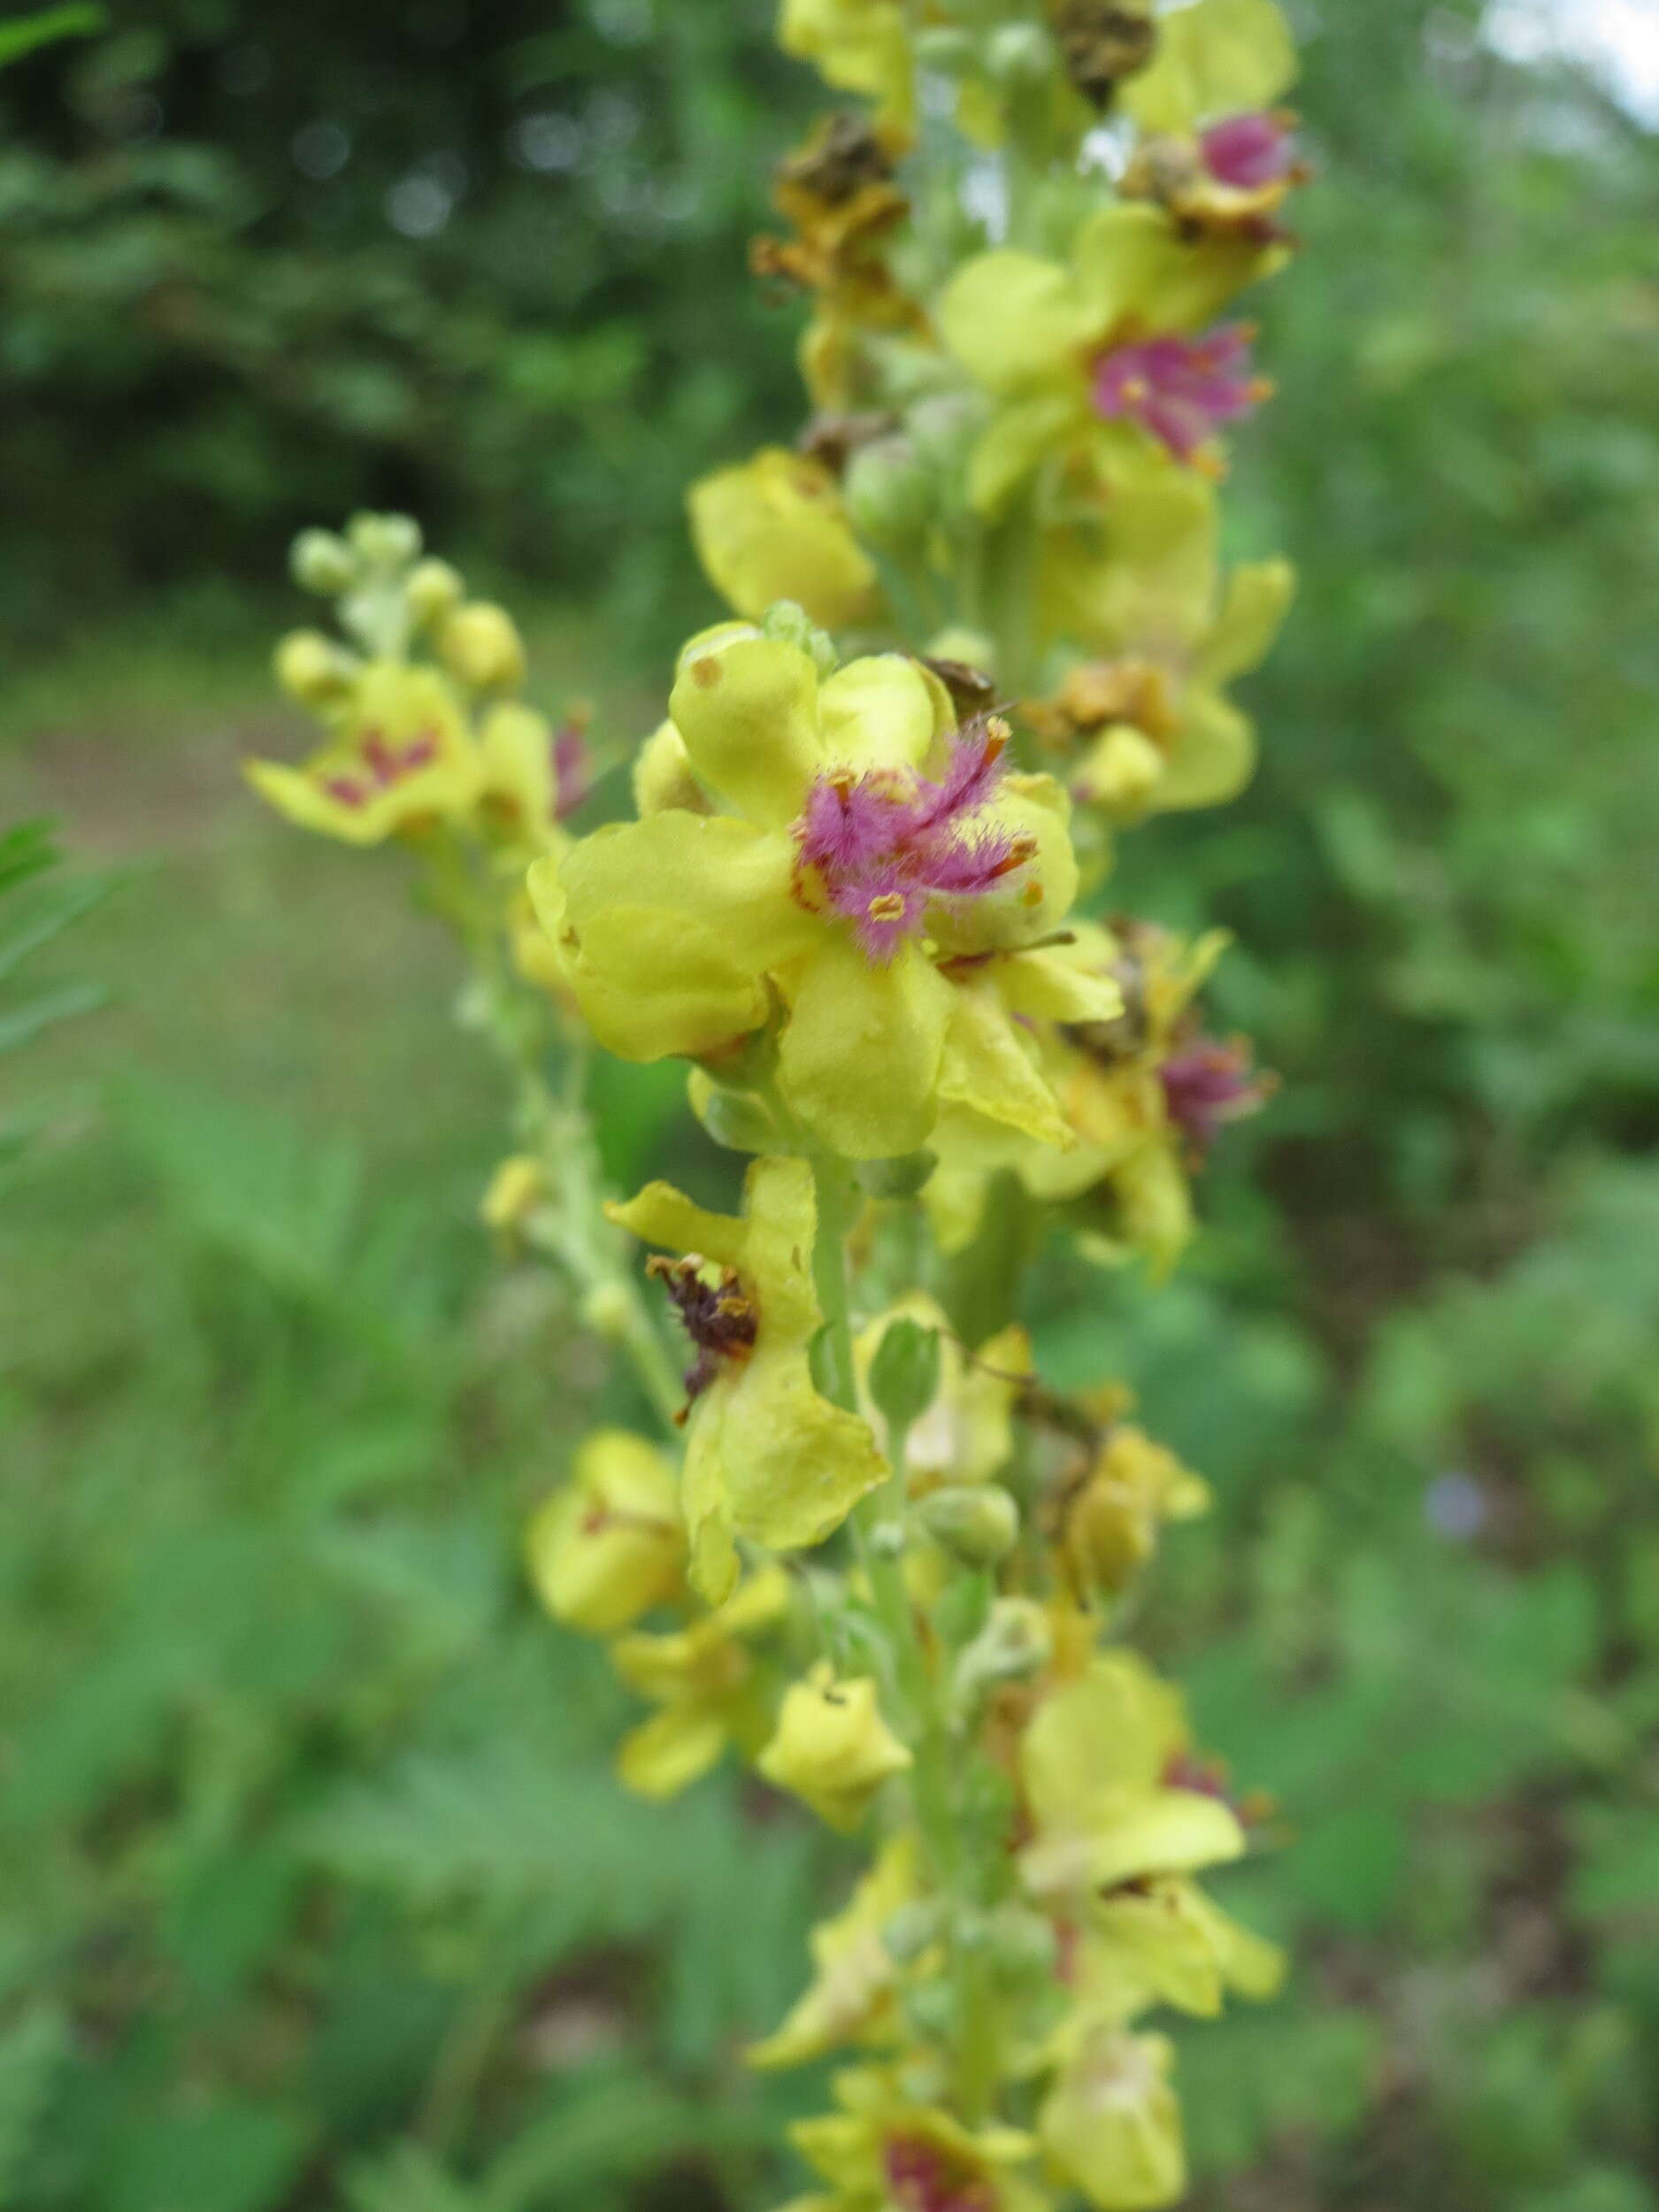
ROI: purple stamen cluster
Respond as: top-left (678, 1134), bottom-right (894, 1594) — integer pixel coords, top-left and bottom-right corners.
top-left (1091, 325), bottom-right (1266, 464)
top-left (647, 1255), bottom-right (759, 1409)
top-left (883, 2139), bottom-right (996, 2212)
top-left (1200, 111), bottom-right (1297, 191)
top-left (794, 716), bottom-right (1032, 964)
top-left (323, 726), bottom-right (439, 809)
top-left (1158, 1036), bottom-right (1266, 1153)
top-left (551, 718), bottom-right (592, 822)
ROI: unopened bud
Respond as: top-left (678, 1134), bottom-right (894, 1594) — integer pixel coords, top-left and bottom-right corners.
top-left (633, 719), bottom-right (709, 817)
top-left (1074, 724), bottom-right (1166, 819)
top-left (580, 1281), bottom-right (635, 1341)
top-left (902, 1978), bottom-right (958, 2041)
top-left (982, 1904), bottom-right (1058, 1985)
top-left (856, 1149), bottom-right (937, 1201)
top-left (289, 528), bottom-right (356, 597)
top-left (868, 1317), bottom-right (942, 1440)
top-left (882, 1901), bottom-right (944, 1963)
top-left (273, 628), bottom-right (356, 707)
top-left (919, 1484), bottom-right (1020, 1569)
top-left (761, 599), bottom-right (837, 677)
top-left (690, 1071), bottom-right (779, 1154)
top-left (405, 557), bottom-right (465, 626)
top-left (347, 511), bottom-right (422, 567)
top-left (480, 1153), bottom-right (549, 1237)
top-left (913, 25), bottom-right (975, 73)
top-left (844, 436), bottom-right (935, 550)
top-left (441, 602), bottom-right (526, 692)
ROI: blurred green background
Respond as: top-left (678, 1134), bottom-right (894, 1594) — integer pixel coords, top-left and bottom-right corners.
top-left (4, 2), bottom-right (1659, 2208)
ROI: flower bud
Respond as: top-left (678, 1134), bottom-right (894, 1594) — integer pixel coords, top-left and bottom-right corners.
top-left (405, 557), bottom-right (465, 627)
top-left (480, 1153), bottom-right (548, 1238)
top-left (347, 511), bottom-right (422, 567)
top-left (843, 435), bottom-right (936, 550)
top-left (761, 598), bottom-right (838, 678)
top-left (982, 1903), bottom-right (1059, 1985)
top-left (918, 1484), bottom-right (1020, 1569)
top-left (1073, 724), bottom-right (1166, 818)
top-left (580, 1281), bottom-right (636, 1342)
top-left (856, 1150), bottom-right (938, 1201)
top-left (757, 1665), bottom-right (913, 1831)
top-left (441, 603), bottom-right (527, 693)
top-left (912, 25), bottom-right (975, 73)
top-left (689, 1070), bottom-right (780, 1154)
top-left (868, 1316), bottom-right (942, 1440)
top-left (289, 528), bottom-right (356, 597)
top-left (882, 1901), bottom-right (945, 1963)
top-left (525, 1428), bottom-right (684, 1634)
top-left (273, 628), bottom-right (357, 708)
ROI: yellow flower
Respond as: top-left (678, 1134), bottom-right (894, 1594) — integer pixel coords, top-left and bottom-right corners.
top-left (1038, 2024), bottom-right (1185, 2210)
top-left (1073, 1874), bottom-right (1284, 2022)
top-left (610, 1564), bottom-right (792, 1799)
top-left (936, 204), bottom-right (1286, 511)
top-left (1122, 0), bottom-right (1297, 140)
top-left (777, 0), bottom-right (915, 141)
top-left (472, 701), bottom-right (582, 856)
top-left (1018, 1651), bottom-right (1245, 1902)
top-left (787, 2066), bottom-right (1042, 2212)
top-left (688, 449), bottom-right (880, 631)
top-left (1032, 467), bottom-right (1295, 819)
top-left (758, 1665), bottom-right (913, 1831)
top-left (749, 1832), bottom-right (918, 2070)
top-left (608, 1157), bottom-right (887, 1601)
top-left (524, 1428), bottom-right (684, 1635)
top-left (246, 661), bottom-right (480, 846)
top-left (1058, 1422), bottom-right (1211, 1599)
top-left (438, 601), bottom-right (526, 692)
top-left (530, 627), bottom-right (1112, 1159)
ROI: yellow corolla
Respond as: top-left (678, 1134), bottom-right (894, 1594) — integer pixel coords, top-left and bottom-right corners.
top-left (757, 1664), bottom-right (913, 1831)
top-left (787, 2066), bottom-right (1043, 2212)
top-left (609, 1563), bottom-right (792, 1799)
top-left (748, 1832), bottom-right (918, 2070)
top-left (246, 660), bottom-right (480, 846)
top-left (924, 919), bottom-right (1255, 1279)
top-left (524, 1427), bottom-right (684, 1635)
top-left (688, 449), bottom-right (880, 632)
top-left (1072, 1873), bottom-right (1284, 2023)
top-left (777, 0), bottom-right (914, 142)
top-left (1058, 1419), bottom-right (1211, 1599)
top-left (1032, 466), bottom-right (1294, 820)
top-left (608, 1157), bottom-right (887, 1601)
top-left (1018, 1650), bottom-right (1245, 1903)
top-left (530, 626), bottom-right (1118, 1161)
top-left (1038, 2023), bottom-right (1186, 2211)
top-left (935, 201), bottom-right (1286, 511)
top-left (475, 699), bottom-right (588, 857)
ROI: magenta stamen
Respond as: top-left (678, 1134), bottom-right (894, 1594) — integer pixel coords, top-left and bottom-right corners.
top-left (323, 775), bottom-right (366, 807)
top-left (1201, 111), bottom-right (1295, 191)
top-left (552, 718), bottom-right (593, 820)
top-left (328, 724), bottom-right (442, 808)
top-left (1158, 1037), bottom-right (1266, 1151)
top-left (794, 719), bottom-right (1027, 963)
top-left (1091, 324), bottom-right (1263, 463)
top-left (882, 2139), bottom-right (996, 2212)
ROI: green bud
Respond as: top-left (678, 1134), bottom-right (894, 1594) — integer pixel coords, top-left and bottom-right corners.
top-left (987, 22), bottom-right (1056, 85)
top-left (902, 1977), bottom-right (958, 2043)
top-left (405, 557), bottom-right (465, 626)
top-left (690, 1074), bottom-right (780, 1155)
top-left (289, 528), bottom-right (357, 597)
top-left (347, 511), bottom-right (422, 568)
top-left (982, 1904), bottom-right (1059, 1985)
top-left (882, 1901), bottom-right (944, 1963)
top-left (908, 396), bottom-right (981, 475)
top-left (761, 599), bottom-right (837, 677)
top-left (919, 1484), bottom-right (1020, 1568)
top-left (868, 1317), bottom-right (942, 1439)
top-left (856, 1149), bottom-right (937, 1200)
top-left (844, 436), bottom-right (936, 550)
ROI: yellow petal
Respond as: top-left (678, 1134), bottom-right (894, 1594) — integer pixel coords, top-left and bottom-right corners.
top-left (1152, 687), bottom-right (1255, 811)
top-left (936, 250), bottom-right (1094, 397)
top-left (818, 655), bottom-right (946, 773)
top-left (616, 1703), bottom-right (730, 1800)
top-left (757, 1666), bottom-right (912, 1831)
top-left (524, 1428), bottom-right (683, 1634)
top-left (778, 939), bottom-right (953, 1159)
top-left (688, 447), bottom-right (880, 632)
top-left (1120, 0), bottom-right (1298, 136)
top-left (1074, 201), bottom-right (1282, 338)
top-left (938, 985), bottom-right (1071, 1148)
top-left (1196, 557), bottom-right (1295, 685)
top-left (995, 948), bottom-right (1125, 1025)
top-left (539, 814), bottom-right (811, 1062)
top-left (1040, 2026), bottom-right (1186, 2210)
top-left (605, 1177), bottom-right (749, 1274)
top-left (967, 392), bottom-right (1086, 516)
top-left (670, 627), bottom-right (825, 829)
